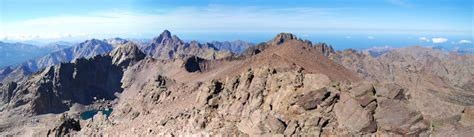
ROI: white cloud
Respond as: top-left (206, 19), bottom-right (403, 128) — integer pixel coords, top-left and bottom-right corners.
top-left (459, 40), bottom-right (472, 44)
top-left (345, 36), bottom-right (351, 39)
top-left (0, 5), bottom-right (469, 41)
top-left (2, 7), bottom-right (354, 41)
top-left (418, 37), bottom-right (430, 42)
top-left (368, 36), bottom-right (375, 39)
top-left (432, 37), bottom-right (448, 44)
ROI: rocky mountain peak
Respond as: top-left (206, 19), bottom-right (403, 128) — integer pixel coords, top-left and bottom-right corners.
top-left (152, 30), bottom-right (173, 44)
top-left (271, 32), bottom-right (299, 45)
top-left (161, 30), bottom-right (172, 38)
top-left (109, 42), bottom-right (146, 67)
top-left (171, 35), bottom-right (181, 41)
top-left (142, 30), bottom-right (231, 60)
top-left (314, 43), bottom-right (335, 57)
top-left (83, 39), bottom-right (105, 45)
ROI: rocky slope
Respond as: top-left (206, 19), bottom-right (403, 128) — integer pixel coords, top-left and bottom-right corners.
top-left (325, 46), bottom-right (474, 136)
top-left (0, 32), bottom-right (472, 136)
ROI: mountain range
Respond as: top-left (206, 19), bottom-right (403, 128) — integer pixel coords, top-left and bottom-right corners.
top-left (0, 42), bottom-right (72, 67)
top-left (0, 30), bottom-right (472, 136)
top-left (0, 30), bottom-right (253, 83)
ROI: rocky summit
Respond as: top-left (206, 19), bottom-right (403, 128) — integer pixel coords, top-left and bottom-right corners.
top-left (0, 31), bottom-right (472, 136)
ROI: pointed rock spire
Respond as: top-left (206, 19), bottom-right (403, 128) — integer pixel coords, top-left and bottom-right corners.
top-left (161, 30), bottom-right (172, 39)
top-left (152, 30), bottom-right (173, 44)
top-left (271, 32), bottom-right (298, 45)
top-left (315, 43), bottom-right (335, 57)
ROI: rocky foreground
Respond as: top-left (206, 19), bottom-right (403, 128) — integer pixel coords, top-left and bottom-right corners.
top-left (0, 31), bottom-right (473, 136)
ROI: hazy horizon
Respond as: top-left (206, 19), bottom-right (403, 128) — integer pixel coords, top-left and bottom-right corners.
top-left (1, 0), bottom-right (472, 49)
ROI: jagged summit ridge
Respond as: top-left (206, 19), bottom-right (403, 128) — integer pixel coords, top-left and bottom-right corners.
top-left (151, 30), bottom-right (175, 44)
top-left (142, 30), bottom-right (231, 60)
top-left (271, 32), bottom-right (299, 45)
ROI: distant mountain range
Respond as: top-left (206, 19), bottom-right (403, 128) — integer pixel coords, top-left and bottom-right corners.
top-left (141, 30), bottom-right (254, 60)
top-left (0, 30), bottom-right (255, 83)
top-left (362, 45), bottom-right (474, 58)
top-left (0, 41), bottom-right (72, 67)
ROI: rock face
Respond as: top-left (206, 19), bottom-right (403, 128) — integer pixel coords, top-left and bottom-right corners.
top-left (47, 113), bottom-right (81, 137)
top-left (314, 43), bottom-right (335, 57)
top-left (109, 67), bottom-right (344, 136)
top-left (208, 40), bottom-right (254, 54)
top-left (109, 42), bottom-right (146, 68)
top-left (0, 43), bottom-right (145, 115)
top-left (334, 92), bottom-right (377, 134)
top-left (271, 32), bottom-right (299, 45)
top-left (0, 81), bottom-right (16, 110)
top-left (328, 47), bottom-right (474, 136)
top-left (374, 98), bottom-right (427, 135)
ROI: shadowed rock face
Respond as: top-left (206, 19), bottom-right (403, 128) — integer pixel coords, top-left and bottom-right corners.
top-left (208, 40), bottom-right (254, 54)
top-left (242, 42), bottom-right (271, 57)
top-left (0, 43), bottom-right (146, 115)
top-left (47, 113), bottom-right (81, 136)
top-left (10, 55), bottom-right (124, 114)
top-left (184, 56), bottom-right (205, 73)
top-left (0, 82), bottom-right (16, 110)
top-left (271, 33), bottom-right (299, 45)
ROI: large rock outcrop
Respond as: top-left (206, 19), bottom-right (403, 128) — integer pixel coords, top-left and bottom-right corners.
top-left (0, 42), bottom-right (146, 115)
top-left (47, 113), bottom-right (81, 137)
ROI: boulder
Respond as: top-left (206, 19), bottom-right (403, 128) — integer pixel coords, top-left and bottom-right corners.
top-left (47, 113), bottom-right (81, 136)
top-left (334, 92), bottom-right (377, 133)
top-left (302, 74), bottom-right (331, 91)
top-left (374, 83), bottom-right (404, 99)
top-left (459, 107), bottom-right (474, 126)
top-left (374, 98), bottom-right (428, 135)
top-left (264, 116), bottom-right (286, 134)
top-left (350, 82), bottom-right (375, 97)
top-left (296, 88), bottom-right (331, 110)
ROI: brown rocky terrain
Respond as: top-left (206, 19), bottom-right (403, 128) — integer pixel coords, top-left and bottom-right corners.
top-left (325, 45), bottom-right (474, 136)
top-left (0, 31), bottom-right (472, 136)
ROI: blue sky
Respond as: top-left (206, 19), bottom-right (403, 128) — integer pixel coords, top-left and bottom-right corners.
top-left (0, 0), bottom-right (472, 49)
